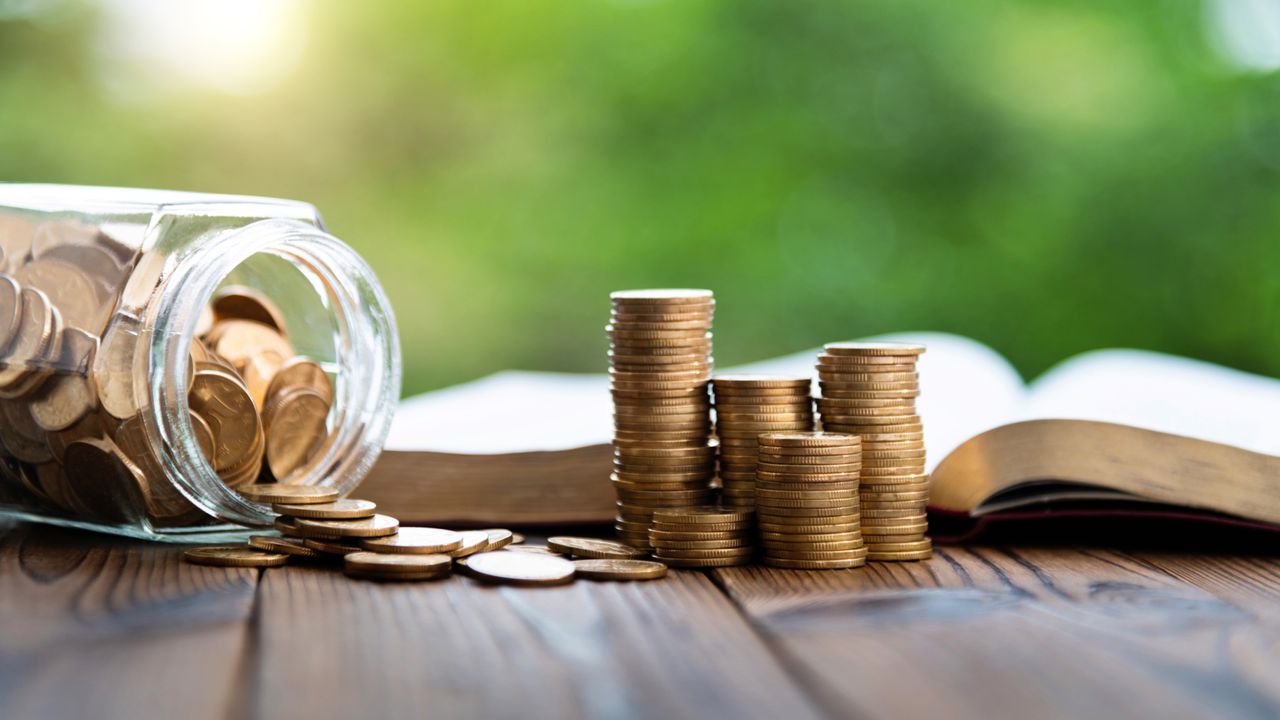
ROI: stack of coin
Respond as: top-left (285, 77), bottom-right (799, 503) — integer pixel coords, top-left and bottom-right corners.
top-left (0, 213), bottom-right (341, 528)
top-left (711, 375), bottom-right (813, 507)
top-left (755, 432), bottom-right (866, 569)
top-left (608, 289), bottom-right (716, 548)
top-left (648, 506), bottom-right (755, 567)
top-left (815, 342), bottom-right (930, 561)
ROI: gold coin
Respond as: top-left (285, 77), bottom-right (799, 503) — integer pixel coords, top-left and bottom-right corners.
top-left (248, 536), bottom-right (322, 559)
top-left (362, 527), bottom-right (464, 554)
top-left (273, 498), bottom-right (376, 520)
top-left (763, 556), bottom-right (865, 570)
top-left (614, 445), bottom-right (715, 459)
top-left (656, 555), bottom-right (752, 568)
top-left (761, 539), bottom-right (864, 552)
top-left (190, 367), bottom-right (262, 472)
top-left (344, 550), bottom-right (452, 575)
top-left (480, 528), bottom-right (515, 550)
top-left (610, 288), bottom-right (714, 304)
top-left (863, 491), bottom-right (929, 503)
top-left (650, 520), bottom-right (753, 533)
top-left (0, 287), bottom-right (56, 396)
top-left (572, 558), bottom-right (667, 581)
top-left (757, 432), bottom-right (858, 448)
top-left (648, 529), bottom-right (753, 541)
top-left (303, 536), bottom-right (365, 555)
top-left (821, 388), bottom-right (918, 399)
top-left (815, 367), bottom-right (918, 381)
top-left (755, 471), bottom-right (859, 484)
top-left (651, 547), bottom-right (755, 560)
top-left (212, 285), bottom-right (288, 333)
top-left (650, 537), bottom-right (753, 550)
top-left (712, 374), bottom-right (810, 388)
top-left (867, 538), bottom-right (933, 552)
top-left (29, 329), bottom-right (96, 432)
top-left (758, 525), bottom-right (860, 537)
top-left (756, 462), bottom-right (862, 475)
top-left (451, 530), bottom-right (491, 557)
top-left (207, 318), bottom-right (294, 371)
top-left (652, 506), bottom-right (754, 524)
top-left (755, 479), bottom-right (859, 492)
top-left (866, 548), bottom-right (933, 562)
top-left (240, 484), bottom-right (339, 505)
top-left (547, 536), bottom-right (649, 559)
top-left (756, 452), bottom-right (861, 465)
top-left (823, 342), bottom-right (926, 356)
top-left (756, 488), bottom-right (859, 501)
top-left (763, 546), bottom-right (868, 560)
top-left (183, 545), bottom-right (289, 568)
top-left (61, 437), bottom-right (146, 523)
top-left (464, 550), bottom-right (576, 586)
top-left (295, 513), bottom-right (400, 539)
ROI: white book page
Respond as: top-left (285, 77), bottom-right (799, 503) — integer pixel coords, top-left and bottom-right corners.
top-left (1023, 349), bottom-right (1280, 456)
top-left (388, 331), bottom-right (1027, 467)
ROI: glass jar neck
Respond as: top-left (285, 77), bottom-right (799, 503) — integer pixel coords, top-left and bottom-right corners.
top-left (140, 218), bottom-right (401, 526)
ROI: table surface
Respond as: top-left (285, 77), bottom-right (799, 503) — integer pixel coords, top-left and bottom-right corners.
top-left (2, 522), bottom-right (1279, 720)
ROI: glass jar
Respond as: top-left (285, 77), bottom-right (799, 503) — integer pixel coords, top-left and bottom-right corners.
top-left (0, 185), bottom-right (401, 541)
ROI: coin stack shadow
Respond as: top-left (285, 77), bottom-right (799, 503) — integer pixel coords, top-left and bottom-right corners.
top-left (648, 506), bottom-right (756, 567)
top-left (711, 375), bottom-right (814, 508)
top-left (755, 432), bottom-right (866, 569)
top-left (608, 290), bottom-right (716, 549)
top-left (815, 343), bottom-right (931, 562)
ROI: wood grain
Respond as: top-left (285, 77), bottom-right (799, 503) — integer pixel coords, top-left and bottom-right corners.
top-left (248, 562), bottom-right (825, 720)
top-left (0, 523), bottom-right (257, 720)
top-left (714, 546), bottom-right (1280, 720)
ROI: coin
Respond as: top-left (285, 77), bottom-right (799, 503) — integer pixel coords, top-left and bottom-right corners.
top-left (263, 386), bottom-right (330, 479)
top-left (274, 515), bottom-right (304, 537)
top-left (465, 550), bottom-right (576, 586)
top-left (650, 546), bottom-right (755, 560)
top-left (344, 551), bottom-right (452, 576)
top-left (649, 537), bottom-right (752, 550)
top-left (212, 285), bottom-right (288, 333)
top-left (757, 432), bottom-right (858, 448)
top-left (763, 556), bottom-right (865, 570)
top-left (866, 548), bottom-right (933, 562)
top-left (611, 288), bottom-right (714, 304)
top-left (657, 555), bottom-right (754, 568)
top-left (362, 527), bottom-right (464, 554)
top-left (547, 536), bottom-right (650, 559)
top-left (249, 535), bottom-right (323, 559)
top-left (572, 558), bottom-right (667, 581)
top-left (295, 513), bottom-right (400, 538)
top-left (207, 319), bottom-right (295, 372)
top-left (823, 341), bottom-right (926, 356)
top-left (184, 546), bottom-right (289, 568)
top-left (451, 530), bottom-right (491, 557)
top-left (240, 484), bottom-right (339, 505)
top-left (273, 498), bottom-right (376, 520)
top-left (480, 528), bottom-right (515, 550)
top-left (189, 367), bottom-right (262, 472)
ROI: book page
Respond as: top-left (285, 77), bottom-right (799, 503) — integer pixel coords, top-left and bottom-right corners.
top-left (388, 331), bottom-right (1027, 467)
top-left (1024, 349), bottom-right (1280, 456)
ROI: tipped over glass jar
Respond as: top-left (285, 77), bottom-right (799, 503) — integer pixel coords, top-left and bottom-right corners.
top-left (0, 185), bottom-right (401, 541)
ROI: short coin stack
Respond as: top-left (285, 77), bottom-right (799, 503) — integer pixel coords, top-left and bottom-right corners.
top-left (756, 432), bottom-right (866, 569)
top-left (711, 375), bottom-right (814, 508)
top-left (648, 506), bottom-right (756, 567)
top-left (815, 342), bottom-right (931, 561)
top-left (608, 289), bottom-right (716, 548)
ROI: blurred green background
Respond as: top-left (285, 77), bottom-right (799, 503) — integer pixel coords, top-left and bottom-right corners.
top-left (2, 0), bottom-right (1278, 396)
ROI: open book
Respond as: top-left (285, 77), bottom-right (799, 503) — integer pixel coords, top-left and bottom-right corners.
top-left (359, 332), bottom-right (1280, 534)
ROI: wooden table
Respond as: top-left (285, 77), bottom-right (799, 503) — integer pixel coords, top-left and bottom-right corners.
top-left (2, 521), bottom-right (1278, 720)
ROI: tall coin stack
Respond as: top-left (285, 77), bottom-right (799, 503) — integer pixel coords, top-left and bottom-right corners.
top-left (711, 375), bottom-right (814, 508)
top-left (608, 289), bottom-right (716, 549)
top-left (815, 342), bottom-right (931, 561)
top-left (755, 432), bottom-right (865, 569)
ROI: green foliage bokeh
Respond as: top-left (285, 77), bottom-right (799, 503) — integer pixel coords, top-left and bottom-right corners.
top-left (1, 0), bottom-right (1277, 396)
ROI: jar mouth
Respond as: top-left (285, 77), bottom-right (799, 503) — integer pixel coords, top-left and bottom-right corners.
top-left (142, 218), bottom-right (401, 526)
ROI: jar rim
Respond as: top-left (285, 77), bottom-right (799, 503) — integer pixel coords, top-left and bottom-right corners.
top-left (141, 218), bottom-right (401, 527)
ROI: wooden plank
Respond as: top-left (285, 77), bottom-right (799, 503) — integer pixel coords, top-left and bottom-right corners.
top-left (249, 562), bottom-right (827, 720)
top-left (0, 523), bottom-right (257, 720)
top-left (713, 546), bottom-right (1280, 720)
